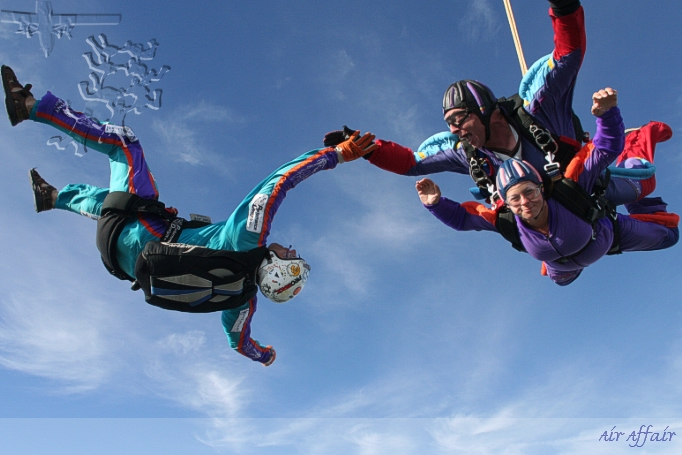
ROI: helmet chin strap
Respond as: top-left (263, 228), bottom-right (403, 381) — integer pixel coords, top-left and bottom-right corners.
top-left (479, 109), bottom-right (494, 142)
top-left (517, 200), bottom-right (546, 223)
top-left (532, 200), bottom-right (547, 220)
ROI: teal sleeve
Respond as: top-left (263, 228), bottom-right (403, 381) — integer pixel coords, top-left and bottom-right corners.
top-left (221, 298), bottom-right (274, 364)
top-left (225, 147), bottom-right (340, 251)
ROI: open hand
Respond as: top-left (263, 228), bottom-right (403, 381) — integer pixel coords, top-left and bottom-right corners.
top-left (416, 178), bottom-right (441, 205)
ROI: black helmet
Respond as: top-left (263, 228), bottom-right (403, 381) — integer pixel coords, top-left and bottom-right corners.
top-left (442, 80), bottom-right (497, 141)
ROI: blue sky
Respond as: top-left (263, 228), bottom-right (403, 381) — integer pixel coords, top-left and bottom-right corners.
top-left (1, 0), bottom-right (682, 453)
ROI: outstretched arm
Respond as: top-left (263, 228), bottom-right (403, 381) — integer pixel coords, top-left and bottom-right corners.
top-left (519, 1), bottom-right (585, 139)
top-left (218, 134), bottom-right (375, 364)
top-left (368, 134), bottom-right (471, 177)
top-left (221, 298), bottom-right (276, 366)
top-left (324, 127), bottom-right (471, 177)
top-left (416, 179), bottom-right (498, 232)
top-left (226, 134), bottom-right (375, 251)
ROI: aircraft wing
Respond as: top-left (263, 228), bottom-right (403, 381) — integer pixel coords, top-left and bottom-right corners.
top-left (0, 10), bottom-right (37, 25)
top-left (52, 13), bottom-right (121, 26)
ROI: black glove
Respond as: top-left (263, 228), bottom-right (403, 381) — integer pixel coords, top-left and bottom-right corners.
top-left (548, 0), bottom-right (580, 16)
top-left (323, 125), bottom-right (357, 147)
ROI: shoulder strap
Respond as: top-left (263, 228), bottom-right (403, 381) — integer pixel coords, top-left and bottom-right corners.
top-left (498, 94), bottom-right (584, 174)
top-left (548, 178), bottom-right (601, 223)
top-left (495, 207), bottom-right (526, 252)
top-left (462, 139), bottom-right (497, 201)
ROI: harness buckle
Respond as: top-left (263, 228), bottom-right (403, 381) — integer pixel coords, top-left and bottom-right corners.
top-left (543, 162), bottom-right (562, 181)
top-left (490, 190), bottom-right (502, 206)
top-left (529, 124), bottom-right (558, 154)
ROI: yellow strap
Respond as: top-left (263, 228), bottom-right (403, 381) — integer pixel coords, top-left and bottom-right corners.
top-left (503, 0), bottom-right (528, 75)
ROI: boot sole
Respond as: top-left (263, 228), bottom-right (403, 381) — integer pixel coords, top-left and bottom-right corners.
top-left (2, 65), bottom-right (23, 126)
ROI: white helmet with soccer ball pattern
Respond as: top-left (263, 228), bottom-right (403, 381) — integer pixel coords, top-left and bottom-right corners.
top-left (257, 250), bottom-right (311, 303)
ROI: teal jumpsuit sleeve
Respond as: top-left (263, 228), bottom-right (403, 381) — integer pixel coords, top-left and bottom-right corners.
top-left (218, 147), bottom-right (342, 364)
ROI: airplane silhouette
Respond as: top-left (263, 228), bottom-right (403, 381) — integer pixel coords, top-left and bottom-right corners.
top-left (1, 1), bottom-right (121, 57)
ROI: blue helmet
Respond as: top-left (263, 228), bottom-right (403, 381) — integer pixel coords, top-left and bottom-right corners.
top-left (442, 80), bottom-right (497, 140)
top-left (495, 159), bottom-right (543, 202)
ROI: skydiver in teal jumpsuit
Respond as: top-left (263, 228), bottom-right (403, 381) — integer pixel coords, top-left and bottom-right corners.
top-left (2, 65), bottom-right (376, 366)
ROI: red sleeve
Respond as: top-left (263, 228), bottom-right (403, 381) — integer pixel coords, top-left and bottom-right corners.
top-left (550, 5), bottom-right (586, 62)
top-left (564, 142), bottom-right (595, 182)
top-left (367, 139), bottom-right (417, 175)
top-left (629, 212), bottom-right (680, 229)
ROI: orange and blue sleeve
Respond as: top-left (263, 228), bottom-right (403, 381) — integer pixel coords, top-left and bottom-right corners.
top-left (225, 147), bottom-right (341, 251)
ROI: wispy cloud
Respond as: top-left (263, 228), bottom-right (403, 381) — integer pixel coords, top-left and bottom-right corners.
top-left (318, 49), bottom-right (356, 100)
top-left (145, 330), bottom-right (249, 418)
top-left (459, 0), bottom-right (502, 44)
top-left (151, 101), bottom-right (247, 168)
top-left (0, 286), bottom-right (116, 393)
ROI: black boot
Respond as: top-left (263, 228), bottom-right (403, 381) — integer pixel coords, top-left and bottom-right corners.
top-left (29, 168), bottom-right (56, 213)
top-left (2, 65), bottom-right (34, 126)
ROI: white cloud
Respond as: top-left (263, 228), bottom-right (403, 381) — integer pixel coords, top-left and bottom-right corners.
top-left (151, 101), bottom-right (247, 168)
top-left (318, 49), bottom-right (356, 100)
top-left (0, 288), bottom-right (115, 393)
top-left (459, 0), bottom-right (501, 44)
top-left (145, 331), bottom-right (249, 418)
top-left (157, 330), bottom-right (207, 354)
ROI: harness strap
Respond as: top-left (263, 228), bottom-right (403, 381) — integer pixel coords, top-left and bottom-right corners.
top-left (606, 213), bottom-right (621, 255)
top-left (160, 217), bottom-right (212, 243)
top-left (495, 207), bottom-right (525, 252)
top-left (548, 178), bottom-right (602, 223)
top-left (462, 138), bottom-right (498, 202)
top-left (96, 192), bottom-right (211, 282)
top-left (497, 94), bottom-right (584, 177)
